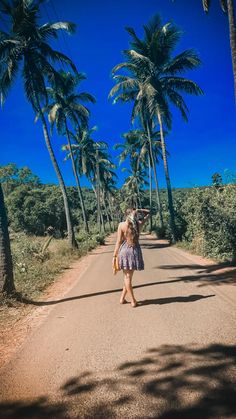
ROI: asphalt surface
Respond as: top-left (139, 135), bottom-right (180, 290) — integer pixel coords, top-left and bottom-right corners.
top-left (0, 234), bottom-right (235, 418)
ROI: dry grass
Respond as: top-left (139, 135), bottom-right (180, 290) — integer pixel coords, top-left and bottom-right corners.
top-left (0, 231), bottom-right (106, 315)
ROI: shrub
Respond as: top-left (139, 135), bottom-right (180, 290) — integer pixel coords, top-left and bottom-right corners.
top-left (179, 185), bottom-right (236, 261)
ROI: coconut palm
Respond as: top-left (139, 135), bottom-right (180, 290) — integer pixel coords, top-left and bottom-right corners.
top-left (0, 184), bottom-right (15, 294)
top-left (109, 15), bottom-right (203, 241)
top-left (202, 0), bottom-right (236, 97)
top-left (110, 76), bottom-right (164, 229)
top-left (100, 161), bottom-right (117, 232)
top-left (63, 126), bottom-right (116, 232)
top-left (122, 167), bottom-right (148, 208)
top-left (0, 0), bottom-right (77, 248)
top-left (94, 145), bottom-right (117, 232)
top-left (64, 127), bottom-right (101, 195)
top-left (45, 71), bottom-right (96, 233)
top-left (115, 128), bottom-right (163, 230)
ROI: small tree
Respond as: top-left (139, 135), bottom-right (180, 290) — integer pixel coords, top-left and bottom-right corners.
top-left (212, 172), bottom-right (223, 188)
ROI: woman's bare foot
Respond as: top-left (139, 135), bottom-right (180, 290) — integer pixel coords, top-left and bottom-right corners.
top-left (131, 300), bottom-right (138, 308)
top-left (120, 299), bottom-right (128, 304)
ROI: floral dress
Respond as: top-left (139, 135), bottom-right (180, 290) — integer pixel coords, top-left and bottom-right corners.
top-left (118, 236), bottom-right (144, 271)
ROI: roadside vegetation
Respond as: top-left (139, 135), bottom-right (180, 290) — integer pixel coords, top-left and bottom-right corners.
top-left (9, 231), bottom-right (105, 302)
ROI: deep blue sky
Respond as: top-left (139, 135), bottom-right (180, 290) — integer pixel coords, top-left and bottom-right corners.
top-left (1, 0), bottom-right (235, 188)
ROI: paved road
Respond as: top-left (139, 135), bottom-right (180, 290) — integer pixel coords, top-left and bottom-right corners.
top-left (0, 234), bottom-right (236, 418)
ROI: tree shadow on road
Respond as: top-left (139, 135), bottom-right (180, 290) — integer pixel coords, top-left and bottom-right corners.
top-left (142, 242), bottom-right (170, 250)
top-left (157, 264), bottom-right (236, 287)
top-left (138, 294), bottom-right (215, 306)
top-left (1, 343), bottom-right (235, 418)
top-left (16, 286), bottom-right (214, 307)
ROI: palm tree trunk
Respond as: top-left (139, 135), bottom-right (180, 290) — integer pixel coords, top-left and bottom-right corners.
top-left (95, 149), bottom-right (101, 233)
top-left (107, 193), bottom-right (115, 230)
top-left (0, 183), bottom-right (15, 295)
top-left (91, 180), bottom-right (97, 196)
top-left (148, 155), bottom-right (153, 232)
top-left (90, 178), bottom-right (103, 232)
top-left (136, 179), bottom-right (142, 208)
top-left (157, 109), bottom-right (177, 242)
top-left (65, 122), bottom-right (89, 233)
top-left (146, 122), bottom-right (164, 229)
top-left (38, 107), bottom-right (77, 248)
top-left (101, 210), bottom-right (105, 233)
top-left (102, 192), bottom-right (112, 231)
top-left (227, 0), bottom-right (236, 99)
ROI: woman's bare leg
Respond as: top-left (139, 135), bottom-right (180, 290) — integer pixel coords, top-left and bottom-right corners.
top-left (123, 269), bottom-right (137, 307)
top-left (120, 284), bottom-right (127, 304)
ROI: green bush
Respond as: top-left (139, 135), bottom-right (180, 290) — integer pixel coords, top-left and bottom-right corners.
top-left (179, 185), bottom-right (236, 262)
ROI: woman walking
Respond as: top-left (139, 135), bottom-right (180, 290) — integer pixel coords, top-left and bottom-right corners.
top-left (113, 208), bottom-right (150, 307)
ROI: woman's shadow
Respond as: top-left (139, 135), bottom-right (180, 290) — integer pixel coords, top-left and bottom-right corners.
top-left (138, 294), bottom-right (215, 306)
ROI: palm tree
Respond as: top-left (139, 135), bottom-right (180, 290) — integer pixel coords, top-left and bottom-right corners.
top-left (109, 15), bottom-right (203, 241)
top-left (202, 0), bottom-right (236, 97)
top-left (115, 128), bottom-right (162, 230)
top-left (0, 0), bottom-right (77, 248)
top-left (45, 71), bottom-right (96, 233)
top-left (66, 126), bottom-right (97, 187)
top-left (63, 126), bottom-right (117, 232)
top-left (111, 95), bottom-right (164, 228)
top-left (0, 183), bottom-right (15, 294)
top-left (94, 145), bottom-right (117, 233)
top-left (122, 168), bottom-right (148, 208)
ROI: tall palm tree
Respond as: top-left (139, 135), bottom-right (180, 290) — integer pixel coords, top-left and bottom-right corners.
top-left (0, 0), bottom-right (77, 248)
top-left (111, 97), bottom-right (164, 227)
top-left (202, 0), bottom-right (236, 97)
top-left (45, 71), bottom-right (96, 233)
top-left (66, 127), bottom-right (97, 186)
top-left (94, 145), bottom-right (117, 233)
top-left (96, 159), bottom-right (117, 231)
top-left (63, 126), bottom-right (117, 232)
top-left (115, 128), bottom-right (163, 230)
top-left (109, 15), bottom-right (203, 241)
top-left (0, 183), bottom-right (15, 294)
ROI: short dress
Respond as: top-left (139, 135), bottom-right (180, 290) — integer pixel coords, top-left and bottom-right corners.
top-left (118, 239), bottom-right (144, 271)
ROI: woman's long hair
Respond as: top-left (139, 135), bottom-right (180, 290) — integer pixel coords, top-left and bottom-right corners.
top-left (125, 208), bottom-right (139, 246)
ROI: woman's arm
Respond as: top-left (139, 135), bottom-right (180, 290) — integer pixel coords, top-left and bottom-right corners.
top-left (113, 223), bottom-right (123, 257)
top-left (136, 208), bottom-right (150, 214)
top-left (136, 209), bottom-right (150, 225)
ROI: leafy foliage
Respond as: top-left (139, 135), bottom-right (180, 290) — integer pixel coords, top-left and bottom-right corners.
top-left (1, 164), bottom-right (120, 235)
top-left (178, 185), bottom-right (236, 261)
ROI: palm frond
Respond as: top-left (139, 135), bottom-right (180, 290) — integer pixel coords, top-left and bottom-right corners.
top-left (143, 14), bottom-right (162, 43)
top-left (0, 56), bottom-right (20, 106)
top-left (220, 0), bottom-right (227, 13)
top-left (48, 103), bottom-right (61, 123)
top-left (125, 26), bottom-right (147, 54)
top-left (166, 88), bottom-right (189, 122)
top-left (112, 92), bottom-right (136, 104)
top-left (163, 50), bottom-right (201, 74)
top-left (39, 43), bottom-right (78, 74)
top-left (111, 61), bottom-right (137, 75)
top-left (161, 77), bottom-right (204, 96)
top-left (108, 78), bottom-right (138, 98)
top-left (39, 21), bottom-right (76, 38)
top-left (75, 92), bottom-right (96, 103)
top-left (202, 0), bottom-right (210, 12)
top-left (125, 49), bottom-right (154, 75)
top-left (23, 57), bottom-right (47, 111)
